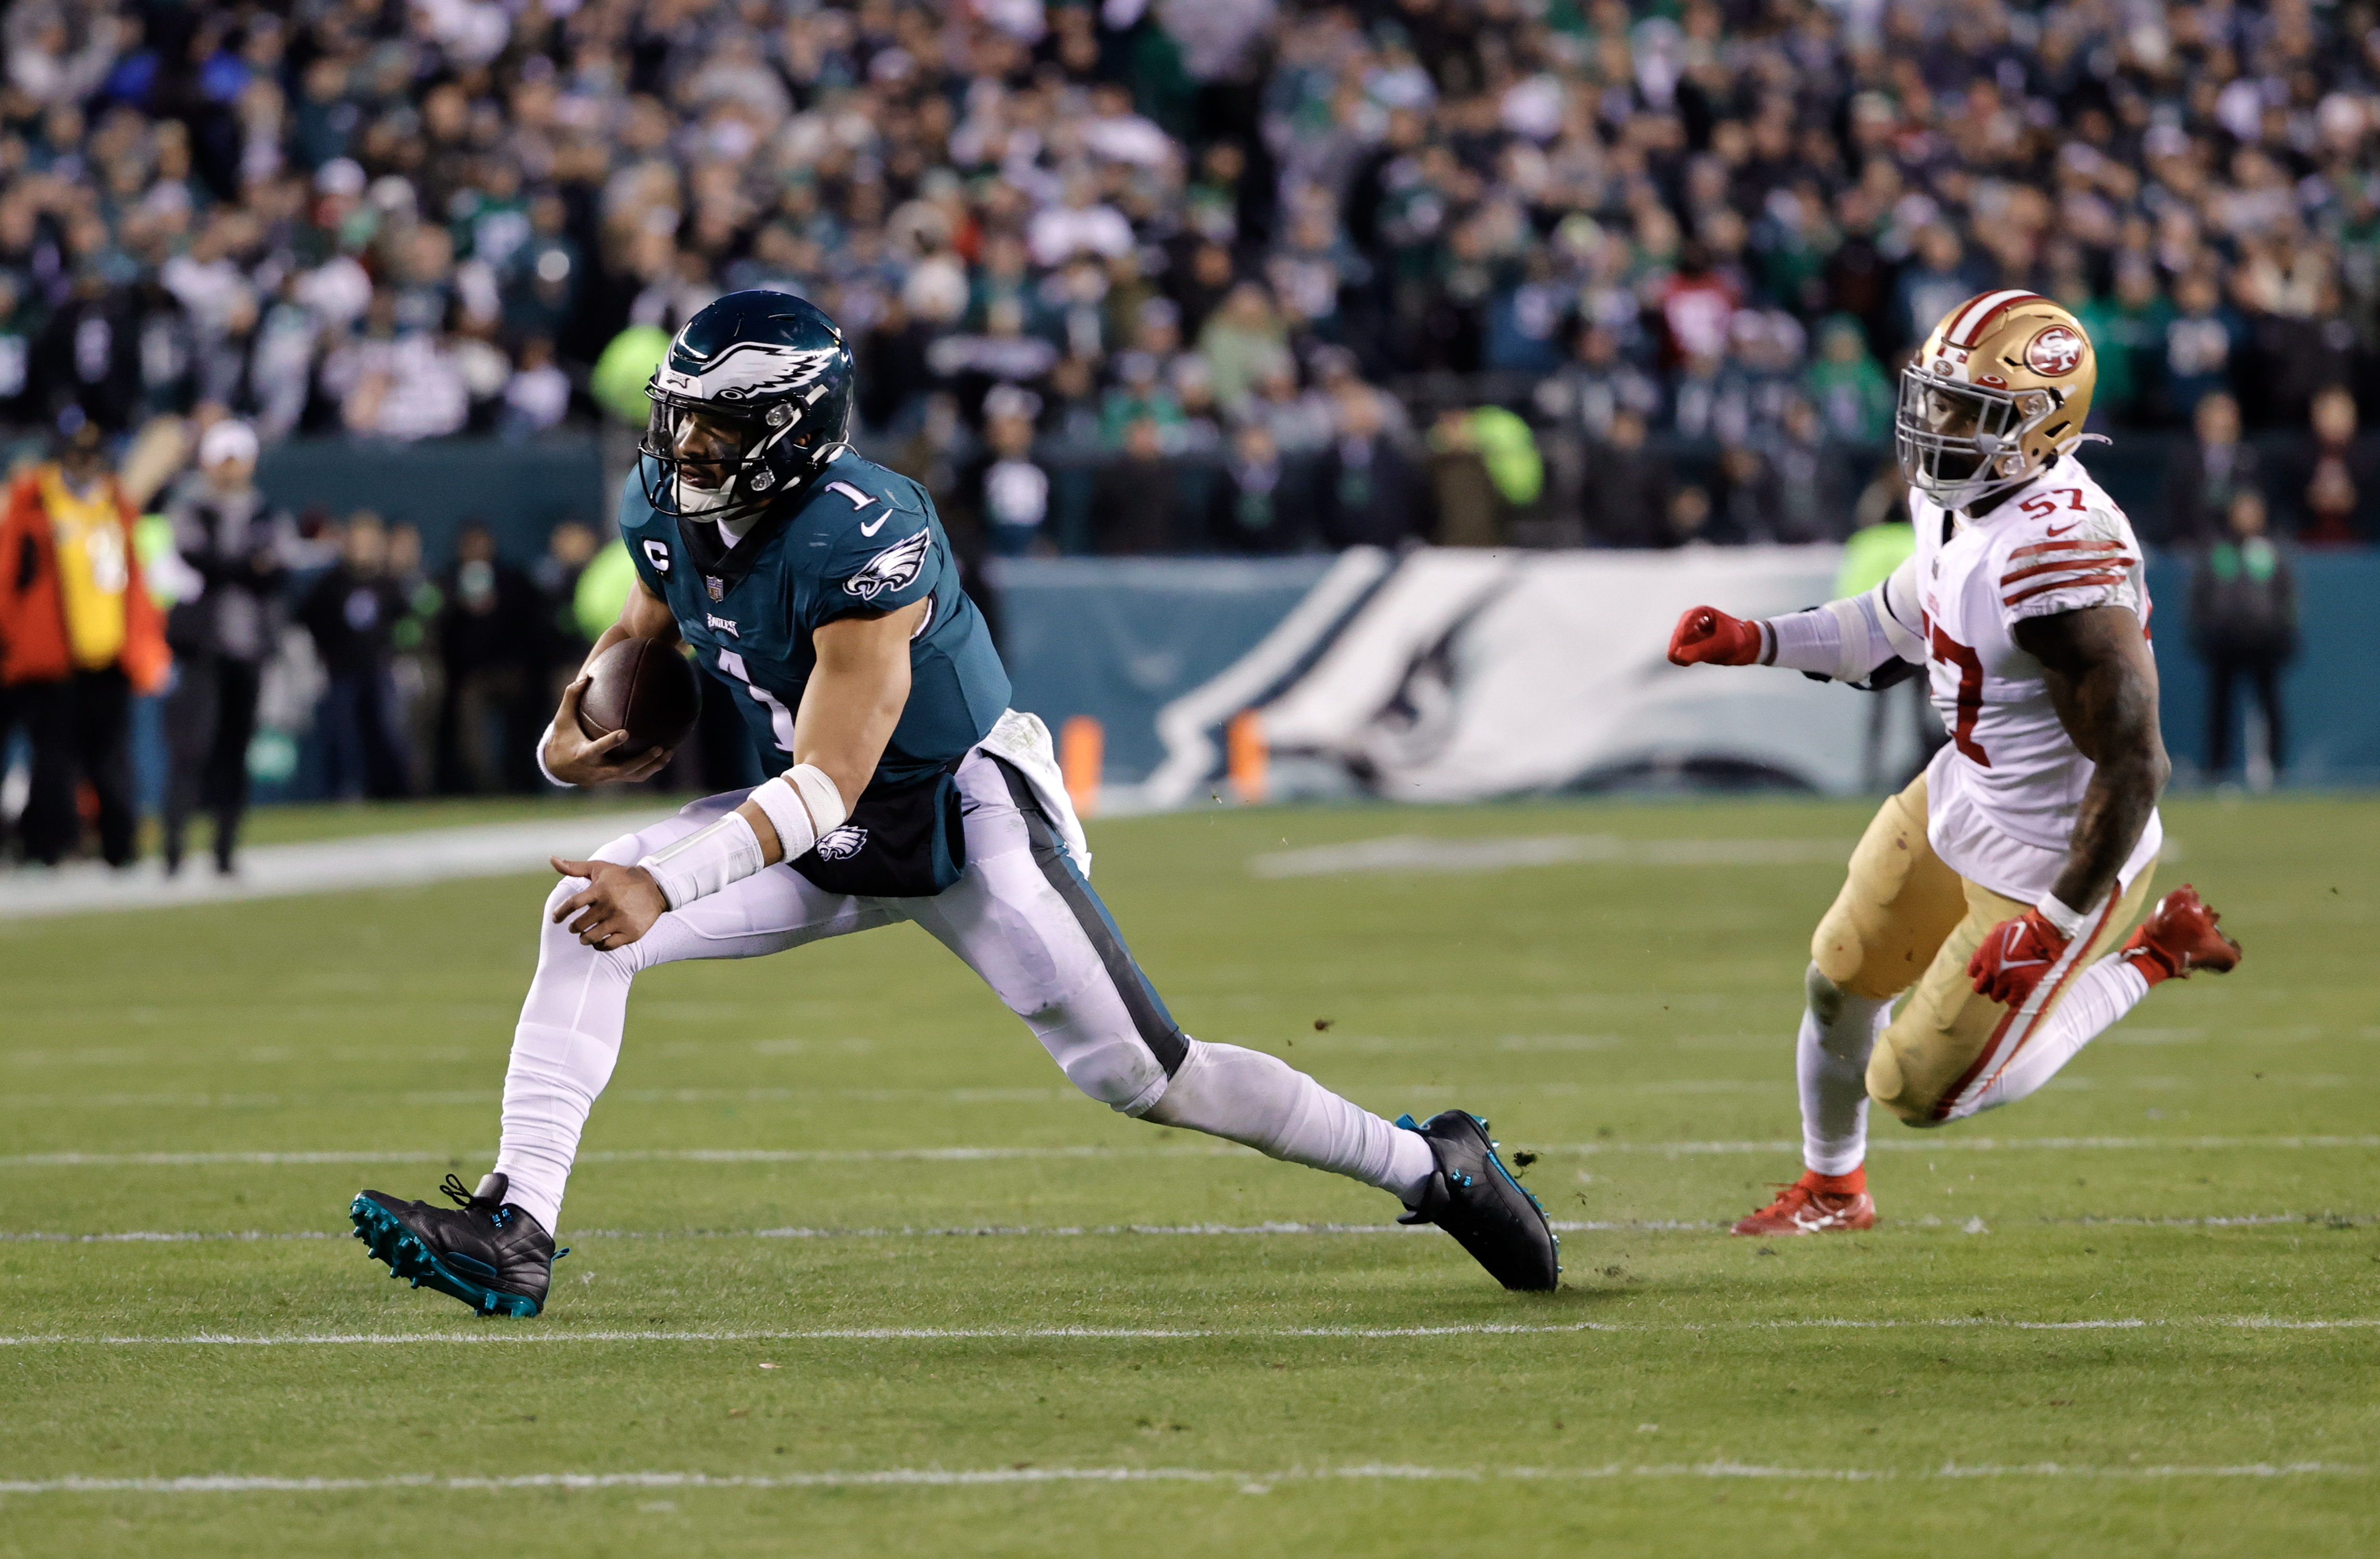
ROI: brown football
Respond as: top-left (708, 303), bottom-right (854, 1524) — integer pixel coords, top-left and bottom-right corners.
top-left (575, 637), bottom-right (701, 755)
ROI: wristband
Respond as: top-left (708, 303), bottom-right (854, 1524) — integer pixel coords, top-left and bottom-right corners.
top-left (748, 775), bottom-right (816, 860)
top-left (790, 763), bottom-right (848, 833)
top-left (637, 812), bottom-right (764, 911)
top-left (748, 763), bottom-right (850, 860)
top-left (2034, 891), bottom-right (2090, 942)
top-left (534, 723), bottom-right (572, 788)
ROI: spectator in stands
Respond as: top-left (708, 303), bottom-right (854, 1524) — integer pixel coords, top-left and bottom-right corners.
top-left (1892, 228), bottom-right (1985, 356)
top-left (299, 512), bottom-right (411, 801)
top-left (1769, 397), bottom-right (1859, 545)
top-left (963, 386), bottom-right (1054, 558)
top-left (0, 414), bottom-right (169, 867)
top-left (1092, 416), bottom-right (1183, 556)
top-left (1208, 422), bottom-right (1310, 554)
top-left (1426, 408), bottom-right (1503, 550)
top-left (161, 419), bottom-right (287, 876)
top-left (2296, 386), bottom-right (2376, 546)
top-left (1198, 283), bottom-right (1294, 418)
top-left (1537, 324), bottom-right (1664, 445)
top-left (531, 521), bottom-right (601, 690)
top-left (17, 0), bottom-right (2380, 563)
top-left (1315, 388), bottom-right (1418, 550)
top-left (2160, 274), bottom-right (2242, 428)
top-left (1579, 409), bottom-right (1672, 550)
top-left (1803, 317), bottom-right (1893, 447)
top-left (2164, 393), bottom-right (2259, 549)
top-left (2191, 489), bottom-right (2297, 784)
top-left (434, 521), bottom-right (544, 795)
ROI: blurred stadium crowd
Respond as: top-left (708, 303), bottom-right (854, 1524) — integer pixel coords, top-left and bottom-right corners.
top-left (5, 0), bottom-right (2380, 553)
top-left (0, 0), bottom-right (2355, 866)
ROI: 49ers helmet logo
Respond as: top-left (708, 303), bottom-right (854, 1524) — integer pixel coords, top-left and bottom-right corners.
top-left (2024, 325), bottom-right (2085, 376)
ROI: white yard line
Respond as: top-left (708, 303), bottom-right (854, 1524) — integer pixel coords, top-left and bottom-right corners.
top-left (2, 1317), bottom-right (2371, 1348)
top-left (0, 812), bottom-right (668, 921)
top-left (0, 1461), bottom-right (2364, 1497)
top-left (1247, 835), bottom-right (1853, 879)
top-left (8, 1135), bottom-right (2374, 1170)
top-left (4, 1211), bottom-right (2365, 1245)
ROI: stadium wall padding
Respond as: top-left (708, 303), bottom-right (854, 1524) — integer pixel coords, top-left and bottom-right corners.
top-left (256, 437), bottom-right (611, 559)
top-left (1003, 550), bottom-right (2380, 797)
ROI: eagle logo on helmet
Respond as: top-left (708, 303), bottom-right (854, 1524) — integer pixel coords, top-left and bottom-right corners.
top-left (672, 339), bottom-right (845, 402)
top-left (2024, 325), bottom-right (2085, 377)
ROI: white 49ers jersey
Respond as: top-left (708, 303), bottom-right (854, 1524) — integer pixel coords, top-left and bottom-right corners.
top-left (1907, 454), bottom-right (2163, 904)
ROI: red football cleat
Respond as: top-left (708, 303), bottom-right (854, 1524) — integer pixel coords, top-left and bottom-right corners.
top-left (1730, 1171), bottom-right (1877, 1237)
top-left (2119, 884), bottom-right (2242, 986)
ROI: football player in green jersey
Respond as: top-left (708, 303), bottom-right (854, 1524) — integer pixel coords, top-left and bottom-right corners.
top-left (351, 293), bottom-right (1557, 1314)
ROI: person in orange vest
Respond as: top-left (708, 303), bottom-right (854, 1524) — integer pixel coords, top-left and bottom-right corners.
top-left (0, 411), bottom-right (171, 867)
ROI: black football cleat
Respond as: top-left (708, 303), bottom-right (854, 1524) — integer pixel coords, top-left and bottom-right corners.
top-left (350, 1172), bottom-right (559, 1317)
top-left (1396, 1111), bottom-right (1560, 1291)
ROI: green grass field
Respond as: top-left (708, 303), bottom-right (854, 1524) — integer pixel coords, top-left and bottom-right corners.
top-left (3, 793), bottom-right (2375, 1557)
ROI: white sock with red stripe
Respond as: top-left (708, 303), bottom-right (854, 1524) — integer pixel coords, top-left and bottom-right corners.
top-left (1956, 957), bottom-right (2151, 1116)
top-left (1796, 969), bottom-right (1890, 1177)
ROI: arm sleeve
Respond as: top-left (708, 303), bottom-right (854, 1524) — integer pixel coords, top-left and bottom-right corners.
top-left (1763, 554), bottom-right (1926, 682)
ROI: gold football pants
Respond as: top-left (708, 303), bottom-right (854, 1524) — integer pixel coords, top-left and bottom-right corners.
top-left (1811, 774), bottom-right (2154, 1125)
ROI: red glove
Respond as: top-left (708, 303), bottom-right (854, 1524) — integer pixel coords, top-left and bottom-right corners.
top-left (1968, 909), bottom-right (2072, 1007)
top-left (1668, 606), bottom-right (1765, 667)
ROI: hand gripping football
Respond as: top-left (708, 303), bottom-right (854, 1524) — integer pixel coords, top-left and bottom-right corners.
top-left (575, 637), bottom-right (701, 755)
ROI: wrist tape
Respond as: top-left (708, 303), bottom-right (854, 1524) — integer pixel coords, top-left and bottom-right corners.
top-left (534, 722), bottom-right (572, 788)
top-left (749, 763), bottom-right (848, 860)
top-left (637, 812), bottom-right (764, 911)
top-left (2034, 891), bottom-right (2090, 942)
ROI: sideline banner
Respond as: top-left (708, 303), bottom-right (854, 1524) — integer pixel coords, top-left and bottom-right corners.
top-left (1003, 547), bottom-right (1928, 806)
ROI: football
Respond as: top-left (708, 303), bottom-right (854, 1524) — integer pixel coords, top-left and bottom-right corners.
top-left (574, 636), bottom-right (700, 755)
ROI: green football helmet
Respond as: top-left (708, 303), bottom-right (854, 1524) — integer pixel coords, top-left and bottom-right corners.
top-left (639, 290), bottom-right (856, 526)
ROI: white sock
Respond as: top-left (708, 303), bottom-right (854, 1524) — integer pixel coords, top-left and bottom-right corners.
top-left (1957, 957), bottom-right (2151, 1118)
top-left (492, 878), bottom-right (637, 1233)
top-left (1797, 966), bottom-right (1890, 1177)
top-left (1142, 1039), bottom-right (1437, 1204)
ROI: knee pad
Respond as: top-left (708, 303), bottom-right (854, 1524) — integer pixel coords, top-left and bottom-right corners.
top-left (1029, 1012), bottom-right (1168, 1115)
top-left (1864, 1034), bottom-right (1946, 1127)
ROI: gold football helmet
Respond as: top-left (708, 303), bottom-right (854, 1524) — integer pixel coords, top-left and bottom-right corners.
top-left (1896, 291), bottom-right (2098, 510)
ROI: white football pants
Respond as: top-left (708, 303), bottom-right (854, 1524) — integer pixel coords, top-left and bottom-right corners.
top-left (493, 747), bottom-right (1433, 1232)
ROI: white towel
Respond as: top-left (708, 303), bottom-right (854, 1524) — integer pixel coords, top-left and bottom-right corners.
top-left (977, 708), bottom-right (1093, 877)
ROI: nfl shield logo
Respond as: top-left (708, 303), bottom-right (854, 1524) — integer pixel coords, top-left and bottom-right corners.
top-left (705, 576), bottom-right (724, 601)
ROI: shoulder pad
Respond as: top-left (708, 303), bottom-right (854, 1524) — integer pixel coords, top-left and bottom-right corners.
top-left (808, 453), bottom-right (924, 519)
top-left (1997, 487), bottom-right (2141, 617)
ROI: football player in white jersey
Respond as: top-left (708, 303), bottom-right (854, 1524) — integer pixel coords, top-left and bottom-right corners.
top-left (1665, 292), bottom-right (2241, 1236)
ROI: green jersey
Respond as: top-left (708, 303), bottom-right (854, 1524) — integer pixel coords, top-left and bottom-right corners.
top-left (619, 450), bottom-right (1011, 789)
